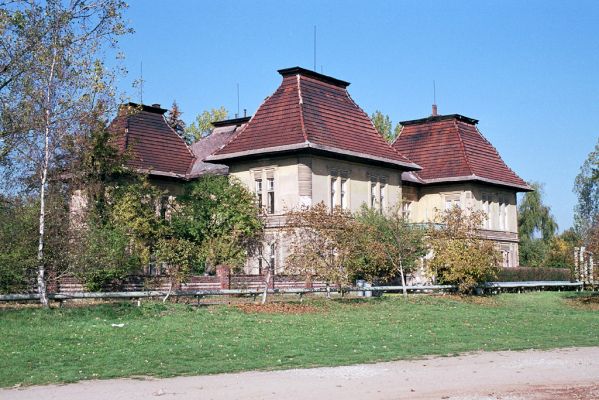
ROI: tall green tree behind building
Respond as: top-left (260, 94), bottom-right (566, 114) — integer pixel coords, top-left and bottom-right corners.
top-left (573, 137), bottom-right (599, 252)
top-left (185, 107), bottom-right (229, 143)
top-left (370, 111), bottom-right (402, 143)
top-left (518, 182), bottom-right (558, 267)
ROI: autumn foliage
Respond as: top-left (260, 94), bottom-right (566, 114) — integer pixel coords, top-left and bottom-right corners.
top-left (428, 206), bottom-right (501, 293)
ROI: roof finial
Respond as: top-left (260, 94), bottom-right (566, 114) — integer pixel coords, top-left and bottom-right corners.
top-left (432, 80), bottom-right (438, 116)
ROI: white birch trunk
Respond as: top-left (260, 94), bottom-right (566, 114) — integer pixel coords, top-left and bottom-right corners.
top-left (261, 266), bottom-right (272, 305)
top-left (399, 259), bottom-right (408, 299)
top-left (36, 49), bottom-right (57, 308)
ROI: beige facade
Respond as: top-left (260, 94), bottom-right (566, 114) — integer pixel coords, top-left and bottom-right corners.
top-left (228, 154), bottom-right (404, 215)
top-left (228, 154), bottom-right (406, 274)
top-left (402, 182), bottom-right (520, 268)
top-left (229, 154), bottom-right (522, 272)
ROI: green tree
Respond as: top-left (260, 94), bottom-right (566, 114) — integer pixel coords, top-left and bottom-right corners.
top-left (0, 0), bottom-right (131, 306)
top-left (284, 203), bottom-right (384, 292)
top-left (185, 106), bottom-right (228, 143)
top-left (0, 197), bottom-right (38, 293)
top-left (356, 206), bottom-right (427, 297)
top-left (573, 137), bottom-right (599, 247)
top-left (428, 206), bottom-right (501, 294)
top-left (370, 111), bottom-right (401, 143)
top-left (171, 175), bottom-right (263, 272)
top-left (518, 182), bottom-right (558, 267)
top-left (544, 228), bottom-right (580, 270)
top-left (166, 100), bottom-right (186, 137)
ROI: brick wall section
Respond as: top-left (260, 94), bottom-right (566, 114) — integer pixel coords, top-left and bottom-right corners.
top-left (49, 274), bottom-right (325, 293)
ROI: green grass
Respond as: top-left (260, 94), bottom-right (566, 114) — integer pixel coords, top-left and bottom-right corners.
top-left (1, 292), bottom-right (598, 387)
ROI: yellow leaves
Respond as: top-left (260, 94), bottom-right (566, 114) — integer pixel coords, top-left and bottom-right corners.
top-left (428, 207), bottom-right (500, 293)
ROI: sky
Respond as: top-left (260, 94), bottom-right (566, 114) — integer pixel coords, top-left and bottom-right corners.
top-left (116, 0), bottom-right (599, 231)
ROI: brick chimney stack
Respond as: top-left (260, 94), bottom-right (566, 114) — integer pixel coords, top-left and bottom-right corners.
top-left (432, 104), bottom-right (438, 116)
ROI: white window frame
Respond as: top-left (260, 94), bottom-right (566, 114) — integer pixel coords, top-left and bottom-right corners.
top-left (340, 178), bottom-right (348, 210)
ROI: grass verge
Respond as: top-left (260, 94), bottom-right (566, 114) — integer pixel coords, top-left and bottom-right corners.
top-left (1, 291), bottom-right (598, 387)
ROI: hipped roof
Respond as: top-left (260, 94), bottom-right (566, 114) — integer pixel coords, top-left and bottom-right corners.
top-left (111, 103), bottom-right (196, 178)
top-left (393, 114), bottom-right (532, 191)
top-left (209, 67), bottom-right (420, 171)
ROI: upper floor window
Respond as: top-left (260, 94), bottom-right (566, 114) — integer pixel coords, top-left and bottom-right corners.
top-left (379, 180), bottom-right (386, 212)
top-left (340, 178), bottom-right (348, 210)
top-left (267, 178), bottom-right (275, 214)
top-left (370, 181), bottom-right (377, 209)
top-left (499, 194), bottom-right (509, 231)
top-left (482, 193), bottom-right (492, 229)
top-left (402, 201), bottom-right (412, 220)
top-left (330, 176), bottom-right (337, 210)
top-left (444, 194), bottom-right (461, 210)
top-left (255, 179), bottom-right (263, 209)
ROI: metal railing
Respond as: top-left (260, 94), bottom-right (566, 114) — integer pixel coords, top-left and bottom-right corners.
top-left (0, 281), bottom-right (584, 302)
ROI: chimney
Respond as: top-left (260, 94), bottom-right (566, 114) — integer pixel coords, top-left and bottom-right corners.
top-left (244, 108), bottom-right (247, 117)
top-left (151, 103), bottom-right (161, 108)
top-left (432, 104), bottom-right (438, 117)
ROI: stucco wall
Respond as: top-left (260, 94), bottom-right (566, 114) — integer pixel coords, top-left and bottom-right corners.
top-left (228, 154), bottom-right (404, 214)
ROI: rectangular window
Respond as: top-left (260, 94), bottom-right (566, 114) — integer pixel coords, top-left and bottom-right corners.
top-left (402, 201), bottom-right (412, 220)
top-left (267, 178), bottom-right (275, 214)
top-left (330, 176), bottom-right (337, 210)
top-left (482, 193), bottom-right (491, 229)
top-left (370, 181), bottom-right (377, 208)
top-left (379, 182), bottom-right (386, 212)
top-left (444, 194), bottom-right (461, 210)
top-left (340, 178), bottom-right (348, 209)
top-left (499, 195), bottom-right (508, 231)
top-left (255, 179), bottom-right (263, 209)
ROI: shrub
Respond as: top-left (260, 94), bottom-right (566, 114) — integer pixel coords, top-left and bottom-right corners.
top-left (428, 207), bottom-right (501, 294)
top-left (496, 267), bottom-right (573, 282)
top-left (70, 224), bottom-right (142, 291)
top-left (0, 198), bottom-right (38, 294)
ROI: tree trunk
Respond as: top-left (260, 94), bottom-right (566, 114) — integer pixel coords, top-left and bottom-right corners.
top-left (162, 280), bottom-right (173, 303)
top-left (399, 260), bottom-right (408, 299)
top-left (36, 49), bottom-right (57, 308)
top-left (261, 267), bottom-right (272, 305)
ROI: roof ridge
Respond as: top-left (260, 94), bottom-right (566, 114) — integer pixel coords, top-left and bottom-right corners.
top-left (473, 124), bottom-right (529, 188)
top-left (160, 112), bottom-right (196, 175)
top-left (453, 119), bottom-right (474, 177)
top-left (296, 75), bottom-right (309, 142)
top-left (344, 89), bottom-right (413, 162)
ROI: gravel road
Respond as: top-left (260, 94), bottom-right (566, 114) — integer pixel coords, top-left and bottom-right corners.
top-left (3, 347), bottom-right (599, 400)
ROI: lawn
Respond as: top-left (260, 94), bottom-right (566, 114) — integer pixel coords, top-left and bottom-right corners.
top-left (1, 292), bottom-right (598, 387)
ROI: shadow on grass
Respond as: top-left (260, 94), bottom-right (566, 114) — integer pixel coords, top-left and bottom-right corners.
top-left (563, 291), bottom-right (599, 310)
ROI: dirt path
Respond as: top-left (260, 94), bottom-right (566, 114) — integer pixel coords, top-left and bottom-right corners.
top-left (3, 347), bottom-right (599, 400)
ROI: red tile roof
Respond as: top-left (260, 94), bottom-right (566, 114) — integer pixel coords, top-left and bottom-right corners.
top-left (209, 67), bottom-right (419, 170)
top-left (393, 114), bottom-right (531, 191)
top-left (110, 103), bottom-right (196, 179)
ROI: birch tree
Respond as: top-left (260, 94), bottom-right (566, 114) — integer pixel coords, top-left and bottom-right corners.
top-left (356, 206), bottom-right (427, 298)
top-left (0, 0), bottom-right (131, 306)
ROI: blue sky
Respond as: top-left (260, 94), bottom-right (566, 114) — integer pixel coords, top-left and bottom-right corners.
top-left (117, 0), bottom-right (599, 231)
